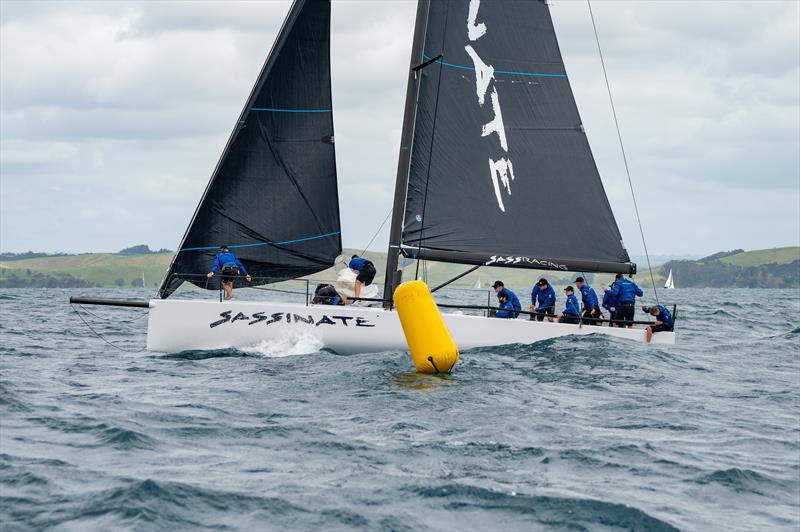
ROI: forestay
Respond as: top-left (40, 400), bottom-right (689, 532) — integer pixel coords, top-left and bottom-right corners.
top-left (397, 0), bottom-right (634, 275)
top-left (159, 0), bottom-right (341, 298)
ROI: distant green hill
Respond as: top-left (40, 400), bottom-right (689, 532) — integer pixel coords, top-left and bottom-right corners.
top-left (3, 246), bottom-right (795, 290)
top-left (0, 248), bottom-right (613, 292)
top-left (719, 247), bottom-right (799, 267)
top-left (661, 247), bottom-right (799, 288)
top-left (0, 253), bottom-right (173, 288)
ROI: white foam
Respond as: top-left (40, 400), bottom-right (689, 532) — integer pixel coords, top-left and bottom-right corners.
top-left (242, 332), bottom-right (324, 358)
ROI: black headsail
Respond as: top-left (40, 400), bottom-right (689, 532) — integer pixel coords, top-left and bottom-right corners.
top-left (159, 0), bottom-right (340, 298)
top-left (384, 0), bottom-right (634, 301)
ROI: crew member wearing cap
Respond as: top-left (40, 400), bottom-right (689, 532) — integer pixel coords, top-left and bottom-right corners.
top-left (557, 286), bottom-right (581, 324)
top-left (641, 304), bottom-right (674, 342)
top-left (495, 292), bottom-right (517, 318)
top-left (492, 281), bottom-right (521, 318)
top-left (207, 245), bottom-right (250, 300)
top-left (575, 276), bottom-right (601, 325)
top-left (530, 278), bottom-right (556, 322)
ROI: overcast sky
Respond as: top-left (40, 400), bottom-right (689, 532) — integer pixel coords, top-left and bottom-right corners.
top-left (1, 0), bottom-right (798, 257)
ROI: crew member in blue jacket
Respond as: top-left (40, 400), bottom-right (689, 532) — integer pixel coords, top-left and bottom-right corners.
top-left (492, 280), bottom-right (521, 318)
top-left (601, 282), bottom-right (618, 327)
top-left (495, 292), bottom-right (516, 318)
top-left (610, 273), bottom-right (644, 328)
top-left (348, 254), bottom-right (376, 299)
top-left (575, 276), bottom-right (601, 325)
top-left (642, 305), bottom-right (674, 342)
top-left (530, 277), bottom-right (556, 322)
top-left (206, 245), bottom-right (250, 300)
top-left (558, 286), bottom-right (581, 324)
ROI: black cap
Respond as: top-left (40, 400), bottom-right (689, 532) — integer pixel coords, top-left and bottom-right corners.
top-left (575, 276), bottom-right (585, 283)
top-left (564, 285), bottom-right (574, 292)
top-left (352, 254), bottom-right (358, 259)
top-left (492, 280), bottom-right (504, 288)
top-left (537, 278), bottom-right (548, 286)
top-left (219, 245), bottom-right (229, 250)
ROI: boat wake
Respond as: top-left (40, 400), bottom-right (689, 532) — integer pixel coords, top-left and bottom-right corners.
top-left (242, 332), bottom-right (324, 358)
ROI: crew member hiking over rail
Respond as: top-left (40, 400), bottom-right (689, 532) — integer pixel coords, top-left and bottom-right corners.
top-left (207, 245), bottom-right (250, 300)
top-left (348, 255), bottom-right (376, 299)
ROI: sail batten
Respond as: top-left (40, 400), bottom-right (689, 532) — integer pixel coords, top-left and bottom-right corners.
top-left (159, 0), bottom-right (340, 299)
top-left (386, 0), bottom-right (633, 286)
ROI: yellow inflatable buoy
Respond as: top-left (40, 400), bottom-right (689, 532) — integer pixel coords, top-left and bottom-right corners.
top-left (393, 280), bottom-right (459, 374)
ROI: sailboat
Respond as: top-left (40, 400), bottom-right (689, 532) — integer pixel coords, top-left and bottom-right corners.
top-left (72, 0), bottom-right (675, 352)
top-left (473, 277), bottom-right (482, 289)
top-left (664, 269), bottom-right (675, 289)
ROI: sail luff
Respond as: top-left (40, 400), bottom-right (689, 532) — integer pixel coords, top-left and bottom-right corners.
top-left (383, 0), bottom-right (432, 307)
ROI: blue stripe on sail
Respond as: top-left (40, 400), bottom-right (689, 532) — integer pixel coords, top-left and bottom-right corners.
top-left (179, 231), bottom-right (341, 252)
top-left (250, 107), bottom-right (332, 113)
top-left (422, 55), bottom-right (567, 78)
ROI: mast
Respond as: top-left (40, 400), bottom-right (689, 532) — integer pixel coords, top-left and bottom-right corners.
top-left (383, 0), bottom-right (431, 308)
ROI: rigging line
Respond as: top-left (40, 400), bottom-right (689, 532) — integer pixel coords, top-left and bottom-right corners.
top-left (75, 303), bottom-right (148, 324)
top-left (416, 0), bottom-right (450, 282)
top-left (250, 286), bottom-right (308, 296)
top-left (70, 304), bottom-right (139, 353)
top-left (360, 208), bottom-right (393, 256)
top-left (587, 0), bottom-right (659, 305)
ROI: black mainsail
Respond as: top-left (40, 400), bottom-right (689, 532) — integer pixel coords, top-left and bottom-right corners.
top-left (159, 0), bottom-right (341, 298)
top-left (385, 0), bottom-right (634, 301)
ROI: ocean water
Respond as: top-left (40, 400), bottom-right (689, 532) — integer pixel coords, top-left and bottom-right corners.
top-left (1, 286), bottom-right (798, 531)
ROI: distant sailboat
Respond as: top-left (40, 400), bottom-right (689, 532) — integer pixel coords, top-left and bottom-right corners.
top-left (664, 269), bottom-right (675, 289)
top-left (473, 277), bottom-right (482, 289)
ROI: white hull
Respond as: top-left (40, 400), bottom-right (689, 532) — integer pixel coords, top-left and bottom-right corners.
top-left (146, 299), bottom-right (675, 354)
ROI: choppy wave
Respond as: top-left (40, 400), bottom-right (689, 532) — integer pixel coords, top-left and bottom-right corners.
top-left (0, 287), bottom-right (798, 531)
top-left (415, 484), bottom-right (679, 531)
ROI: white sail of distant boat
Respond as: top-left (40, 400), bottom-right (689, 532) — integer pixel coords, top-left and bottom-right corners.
top-left (473, 277), bottom-right (482, 289)
top-left (664, 269), bottom-right (675, 289)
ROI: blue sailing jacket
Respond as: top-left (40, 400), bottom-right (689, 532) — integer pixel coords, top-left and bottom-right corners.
top-left (531, 284), bottom-right (556, 310)
top-left (579, 283), bottom-right (599, 310)
top-left (348, 257), bottom-right (368, 271)
top-left (211, 251), bottom-right (247, 275)
top-left (611, 278), bottom-right (643, 303)
top-left (497, 288), bottom-right (521, 318)
top-left (564, 294), bottom-right (580, 316)
top-left (643, 305), bottom-right (674, 328)
top-left (602, 284), bottom-right (618, 311)
top-left (495, 300), bottom-right (517, 318)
